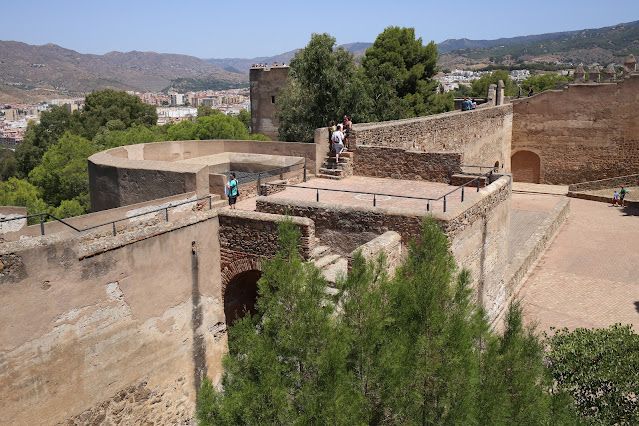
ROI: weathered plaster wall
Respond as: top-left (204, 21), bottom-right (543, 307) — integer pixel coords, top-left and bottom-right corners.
top-left (256, 176), bottom-right (512, 320)
top-left (0, 211), bottom-right (225, 425)
top-left (350, 105), bottom-right (512, 171)
top-left (512, 75), bottom-right (639, 184)
top-left (568, 173), bottom-right (639, 192)
top-left (353, 147), bottom-right (462, 183)
top-left (249, 66), bottom-right (290, 140)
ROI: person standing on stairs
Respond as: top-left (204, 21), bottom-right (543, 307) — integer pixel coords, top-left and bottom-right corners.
top-left (331, 124), bottom-right (346, 165)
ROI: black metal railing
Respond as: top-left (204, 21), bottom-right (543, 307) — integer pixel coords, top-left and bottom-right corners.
top-left (256, 161), bottom-right (307, 194)
top-left (0, 195), bottom-right (213, 237)
top-left (263, 166), bottom-right (498, 213)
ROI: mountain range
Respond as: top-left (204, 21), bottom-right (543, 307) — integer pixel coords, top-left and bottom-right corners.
top-left (2, 20), bottom-right (639, 103)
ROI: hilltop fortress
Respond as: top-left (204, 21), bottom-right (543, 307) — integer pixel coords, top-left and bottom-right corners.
top-left (1, 60), bottom-right (639, 424)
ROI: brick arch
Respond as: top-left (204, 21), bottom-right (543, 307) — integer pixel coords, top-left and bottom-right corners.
top-left (220, 253), bottom-right (263, 296)
top-left (511, 150), bottom-right (541, 183)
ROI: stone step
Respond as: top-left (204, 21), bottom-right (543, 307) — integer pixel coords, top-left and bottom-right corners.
top-left (328, 151), bottom-right (353, 158)
top-left (321, 258), bottom-right (348, 284)
top-left (316, 173), bottom-right (343, 180)
top-left (324, 157), bottom-right (351, 164)
top-left (310, 245), bottom-right (331, 259)
top-left (319, 167), bottom-right (344, 176)
top-left (313, 254), bottom-right (342, 269)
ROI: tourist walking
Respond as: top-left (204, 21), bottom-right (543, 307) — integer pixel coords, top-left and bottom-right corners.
top-left (227, 173), bottom-right (239, 210)
top-left (612, 190), bottom-right (620, 206)
top-left (331, 124), bottom-right (346, 165)
top-left (620, 185), bottom-right (627, 206)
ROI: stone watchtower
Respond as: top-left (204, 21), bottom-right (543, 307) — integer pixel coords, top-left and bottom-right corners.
top-left (624, 54), bottom-right (636, 75)
top-left (249, 65), bottom-right (290, 140)
top-left (573, 64), bottom-right (585, 83)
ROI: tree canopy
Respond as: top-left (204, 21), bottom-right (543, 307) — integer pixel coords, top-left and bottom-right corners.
top-left (470, 70), bottom-right (518, 97)
top-left (363, 26), bottom-right (452, 121)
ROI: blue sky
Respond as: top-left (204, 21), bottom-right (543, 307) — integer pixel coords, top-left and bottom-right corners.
top-left (3, 0), bottom-right (639, 58)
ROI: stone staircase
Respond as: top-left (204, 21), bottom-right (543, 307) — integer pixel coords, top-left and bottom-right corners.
top-left (317, 151), bottom-right (353, 180)
top-left (309, 241), bottom-right (348, 296)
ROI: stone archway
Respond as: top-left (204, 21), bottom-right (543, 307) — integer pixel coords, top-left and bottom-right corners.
top-left (223, 269), bottom-right (261, 326)
top-left (511, 150), bottom-right (541, 183)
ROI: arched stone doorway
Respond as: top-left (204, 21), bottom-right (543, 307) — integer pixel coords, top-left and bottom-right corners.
top-left (511, 150), bottom-right (541, 183)
top-left (224, 270), bottom-right (261, 326)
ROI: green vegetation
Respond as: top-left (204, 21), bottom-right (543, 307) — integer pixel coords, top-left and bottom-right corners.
top-left (519, 73), bottom-right (572, 94)
top-left (470, 70), bottom-right (518, 97)
top-left (196, 218), bottom-right (577, 425)
top-left (2, 89), bottom-right (267, 221)
top-left (546, 324), bottom-right (639, 424)
top-left (277, 27), bottom-right (453, 142)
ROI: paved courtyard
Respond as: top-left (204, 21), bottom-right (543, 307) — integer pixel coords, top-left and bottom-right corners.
top-left (517, 196), bottom-right (639, 333)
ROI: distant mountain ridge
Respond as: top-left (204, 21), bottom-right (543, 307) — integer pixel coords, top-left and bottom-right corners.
top-left (0, 41), bottom-right (245, 103)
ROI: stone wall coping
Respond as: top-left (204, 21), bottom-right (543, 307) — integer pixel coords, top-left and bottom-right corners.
top-left (256, 196), bottom-right (432, 220)
top-left (352, 104), bottom-right (512, 131)
top-left (0, 209), bottom-right (219, 259)
top-left (434, 175), bottom-right (512, 220)
top-left (218, 208), bottom-right (314, 227)
top-left (568, 173), bottom-right (639, 192)
top-left (349, 231), bottom-right (402, 258)
top-left (89, 150), bottom-right (207, 174)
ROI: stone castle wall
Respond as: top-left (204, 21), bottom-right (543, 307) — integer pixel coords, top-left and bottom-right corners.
top-left (0, 211), bottom-right (226, 425)
top-left (353, 147), bottom-right (461, 183)
top-left (256, 176), bottom-right (512, 321)
top-left (511, 74), bottom-right (639, 184)
top-left (349, 105), bottom-right (512, 171)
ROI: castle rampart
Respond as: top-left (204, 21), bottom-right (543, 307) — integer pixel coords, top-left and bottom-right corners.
top-left (511, 74), bottom-right (639, 184)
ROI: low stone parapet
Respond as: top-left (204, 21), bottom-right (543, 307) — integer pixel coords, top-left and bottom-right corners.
top-left (347, 231), bottom-right (404, 279)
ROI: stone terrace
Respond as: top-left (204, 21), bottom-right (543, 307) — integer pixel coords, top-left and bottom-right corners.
top-left (237, 176), bottom-right (467, 213)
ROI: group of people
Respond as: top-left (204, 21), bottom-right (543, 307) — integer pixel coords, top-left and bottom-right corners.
top-left (328, 116), bottom-right (353, 164)
top-left (517, 86), bottom-right (534, 98)
top-left (461, 98), bottom-right (477, 111)
top-left (611, 185), bottom-right (628, 207)
top-left (251, 62), bottom-right (286, 68)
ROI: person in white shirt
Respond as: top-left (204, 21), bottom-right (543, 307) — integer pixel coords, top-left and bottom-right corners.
top-left (331, 124), bottom-right (346, 164)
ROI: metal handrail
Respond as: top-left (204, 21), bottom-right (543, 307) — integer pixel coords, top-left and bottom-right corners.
top-left (263, 167), bottom-right (497, 212)
top-left (0, 195), bottom-right (213, 237)
top-left (257, 161), bottom-right (307, 195)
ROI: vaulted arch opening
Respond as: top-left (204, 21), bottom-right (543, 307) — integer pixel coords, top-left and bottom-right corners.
top-left (224, 269), bottom-right (261, 326)
top-left (511, 150), bottom-right (541, 183)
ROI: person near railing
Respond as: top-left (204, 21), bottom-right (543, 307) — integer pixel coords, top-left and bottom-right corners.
top-left (227, 173), bottom-right (239, 210)
top-left (331, 124), bottom-right (346, 164)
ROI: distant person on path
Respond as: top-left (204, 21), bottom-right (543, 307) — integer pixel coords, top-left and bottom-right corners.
top-left (328, 121), bottom-right (336, 152)
top-left (462, 98), bottom-right (471, 111)
top-left (612, 190), bottom-right (620, 206)
top-left (518, 85), bottom-right (522, 98)
top-left (331, 124), bottom-right (345, 164)
top-left (528, 87), bottom-right (533, 97)
top-left (620, 185), bottom-right (627, 206)
top-left (227, 173), bottom-right (238, 209)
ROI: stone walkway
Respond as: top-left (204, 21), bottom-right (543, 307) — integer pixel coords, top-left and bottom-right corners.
top-left (517, 197), bottom-right (639, 333)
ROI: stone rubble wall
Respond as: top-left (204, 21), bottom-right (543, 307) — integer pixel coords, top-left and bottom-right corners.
top-left (352, 147), bottom-right (461, 183)
top-left (347, 231), bottom-right (404, 279)
top-left (0, 210), bottom-right (225, 425)
top-left (350, 105), bottom-right (512, 172)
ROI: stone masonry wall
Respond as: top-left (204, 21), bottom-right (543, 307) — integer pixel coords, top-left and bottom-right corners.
top-left (512, 75), bottom-right (639, 184)
top-left (256, 176), bottom-right (512, 321)
top-left (0, 210), bottom-right (225, 425)
top-left (350, 105), bottom-right (512, 171)
top-left (353, 147), bottom-right (461, 183)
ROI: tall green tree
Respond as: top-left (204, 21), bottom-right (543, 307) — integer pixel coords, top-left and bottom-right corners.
top-left (520, 73), bottom-right (571, 94)
top-left (362, 27), bottom-right (452, 121)
top-left (277, 33), bottom-right (372, 142)
top-left (28, 132), bottom-right (98, 210)
top-left (0, 177), bottom-right (48, 218)
top-left (80, 89), bottom-right (157, 139)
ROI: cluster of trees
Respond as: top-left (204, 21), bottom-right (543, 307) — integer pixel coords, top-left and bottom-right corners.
top-left (277, 28), bottom-right (454, 142)
top-left (197, 218), bottom-right (585, 425)
top-left (0, 90), bottom-right (265, 221)
top-left (462, 70), bottom-right (571, 98)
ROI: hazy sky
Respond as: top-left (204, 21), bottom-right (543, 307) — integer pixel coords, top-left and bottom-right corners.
top-left (3, 0), bottom-right (639, 58)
